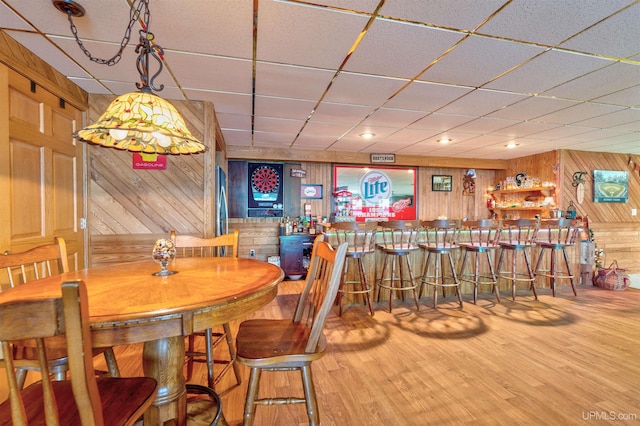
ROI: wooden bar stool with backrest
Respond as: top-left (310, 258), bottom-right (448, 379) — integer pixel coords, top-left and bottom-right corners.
top-left (458, 219), bottom-right (502, 304)
top-left (419, 219), bottom-right (463, 308)
top-left (324, 221), bottom-right (377, 316)
top-left (496, 218), bottom-right (540, 300)
top-left (235, 235), bottom-right (348, 426)
top-left (0, 279), bottom-right (158, 425)
top-left (0, 237), bottom-right (120, 389)
top-left (171, 229), bottom-right (243, 391)
top-left (375, 220), bottom-right (421, 312)
top-left (534, 219), bottom-right (580, 297)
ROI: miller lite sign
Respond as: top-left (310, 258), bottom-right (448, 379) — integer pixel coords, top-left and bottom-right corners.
top-left (333, 165), bottom-right (416, 221)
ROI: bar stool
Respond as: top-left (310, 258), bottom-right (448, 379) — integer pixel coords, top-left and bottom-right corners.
top-left (419, 219), bottom-right (463, 308)
top-left (534, 219), bottom-right (580, 296)
top-left (496, 219), bottom-right (539, 300)
top-left (325, 221), bottom-right (377, 316)
top-left (375, 220), bottom-right (421, 312)
top-left (458, 219), bottom-right (502, 304)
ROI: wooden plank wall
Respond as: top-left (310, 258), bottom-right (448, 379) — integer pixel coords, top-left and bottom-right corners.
top-left (561, 149), bottom-right (640, 274)
top-left (87, 94), bottom-right (217, 266)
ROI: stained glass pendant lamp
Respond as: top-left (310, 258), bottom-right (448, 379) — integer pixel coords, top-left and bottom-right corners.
top-left (53, 0), bottom-right (207, 154)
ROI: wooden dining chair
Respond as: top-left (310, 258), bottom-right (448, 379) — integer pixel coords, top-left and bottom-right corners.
top-left (171, 230), bottom-right (242, 390)
top-left (0, 237), bottom-right (120, 388)
top-left (0, 279), bottom-right (158, 425)
top-left (235, 235), bottom-right (348, 426)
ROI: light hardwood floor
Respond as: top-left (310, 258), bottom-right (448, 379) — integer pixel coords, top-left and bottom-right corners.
top-left (2, 281), bottom-right (640, 425)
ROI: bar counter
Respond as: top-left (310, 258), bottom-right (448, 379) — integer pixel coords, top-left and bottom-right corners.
top-left (320, 220), bottom-right (590, 301)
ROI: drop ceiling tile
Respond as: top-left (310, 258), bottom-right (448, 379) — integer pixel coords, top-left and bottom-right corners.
top-left (420, 35), bottom-right (544, 87)
top-left (216, 113), bottom-right (252, 132)
top-left (257, 0), bottom-right (368, 69)
top-left (487, 96), bottom-right (579, 121)
top-left (252, 132), bottom-right (296, 147)
top-left (5, 0), bottom-right (131, 41)
top-left (48, 36), bottom-right (140, 81)
top-left (560, 2), bottom-right (640, 58)
top-left (255, 62), bottom-right (335, 100)
top-left (329, 137), bottom-right (377, 152)
top-left (167, 52), bottom-right (252, 93)
top-left (220, 129), bottom-right (252, 146)
top-left (593, 84), bottom-right (640, 108)
top-left (485, 49), bottom-right (612, 95)
top-left (438, 89), bottom-right (527, 116)
top-left (478, 0), bottom-right (632, 46)
top-left (571, 108), bottom-right (640, 129)
top-left (293, 135), bottom-right (339, 151)
top-left (380, 0), bottom-right (506, 30)
top-left (385, 81), bottom-right (473, 112)
top-left (492, 121), bottom-right (565, 138)
top-left (67, 77), bottom-right (112, 95)
top-left (309, 0), bottom-right (381, 12)
top-left (408, 113), bottom-right (476, 132)
top-left (343, 125), bottom-right (400, 141)
top-left (254, 117), bottom-right (305, 134)
top-left (151, 0), bottom-right (253, 58)
top-left (360, 108), bottom-right (428, 128)
top-left (381, 128), bottom-right (439, 145)
top-left (514, 124), bottom-right (596, 140)
top-left (450, 117), bottom-right (521, 134)
top-left (545, 62), bottom-right (640, 102)
top-left (254, 96), bottom-right (317, 120)
top-left (298, 120), bottom-right (354, 140)
top-left (323, 72), bottom-right (408, 106)
top-left (344, 19), bottom-right (464, 78)
top-left (5, 32), bottom-right (92, 78)
top-left (534, 102), bottom-right (626, 126)
top-left (311, 102), bottom-right (374, 124)
top-left (184, 91), bottom-right (252, 115)
top-left (0, 2), bottom-right (33, 30)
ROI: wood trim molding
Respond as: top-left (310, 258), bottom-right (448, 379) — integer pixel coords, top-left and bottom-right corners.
top-left (0, 30), bottom-right (88, 110)
top-left (226, 146), bottom-right (509, 170)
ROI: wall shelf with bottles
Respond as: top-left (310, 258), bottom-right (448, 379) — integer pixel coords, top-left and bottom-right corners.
top-left (488, 185), bottom-right (556, 219)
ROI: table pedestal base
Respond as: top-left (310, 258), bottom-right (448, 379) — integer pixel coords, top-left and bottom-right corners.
top-left (143, 336), bottom-right (187, 425)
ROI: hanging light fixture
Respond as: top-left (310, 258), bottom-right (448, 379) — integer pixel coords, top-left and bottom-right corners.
top-left (53, 0), bottom-right (207, 154)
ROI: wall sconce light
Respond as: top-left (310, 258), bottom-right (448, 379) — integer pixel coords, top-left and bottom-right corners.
top-left (54, 0), bottom-right (207, 155)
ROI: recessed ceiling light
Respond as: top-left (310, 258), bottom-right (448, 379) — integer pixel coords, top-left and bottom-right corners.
top-left (360, 133), bottom-right (375, 139)
top-left (506, 142), bottom-right (519, 149)
top-left (438, 138), bottom-right (451, 144)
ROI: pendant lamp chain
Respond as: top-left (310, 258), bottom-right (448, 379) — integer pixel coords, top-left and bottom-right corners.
top-left (54, 0), bottom-right (207, 154)
top-left (60, 0), bottom-right (146, 67)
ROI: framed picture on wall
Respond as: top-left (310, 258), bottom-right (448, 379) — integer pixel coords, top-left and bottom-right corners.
top-left (301, 184), bottom-right (323, 199)
top-left (593, 170), bottom-right (628, 203)
top-left (432, 175), bottom-right (452, 192)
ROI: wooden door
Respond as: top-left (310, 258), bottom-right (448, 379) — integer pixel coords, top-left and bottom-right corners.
top-left (0, 66), bottom-right (84, 281)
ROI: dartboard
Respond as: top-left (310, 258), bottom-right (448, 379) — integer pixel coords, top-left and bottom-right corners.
top-left (251, 164), bottom-right (280, 194)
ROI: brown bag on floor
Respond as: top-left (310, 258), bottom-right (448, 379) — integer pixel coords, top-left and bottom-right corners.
top-left (593, 261), bottom-right (630, 291)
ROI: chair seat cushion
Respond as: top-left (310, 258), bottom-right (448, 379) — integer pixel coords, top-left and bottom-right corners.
top-left (0, 377), bottom-right (157, 426)
top-left (236, 319), bottom-right (326, 367)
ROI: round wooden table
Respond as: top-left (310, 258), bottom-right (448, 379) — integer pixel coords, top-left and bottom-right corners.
top-left (0, 257), bottom-right (284, 425)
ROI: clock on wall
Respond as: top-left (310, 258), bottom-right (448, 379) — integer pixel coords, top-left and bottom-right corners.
top-left (247, 162), bottom-right (284, 217)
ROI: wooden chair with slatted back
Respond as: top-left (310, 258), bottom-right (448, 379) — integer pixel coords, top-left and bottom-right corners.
top-left (235, 235), bottom-right (348, 426)
top-left (0, 237), bottom-right (120, 388)
top-left (170, 229), bottom-right (242, 390)
top-left (0, 279), bottom-right (158, 425)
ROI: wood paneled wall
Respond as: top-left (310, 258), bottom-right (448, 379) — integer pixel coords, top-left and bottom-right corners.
top-left (87, 94), bottom-right (218, 266)
top-left (560, 149), bottom-right (640, 274)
